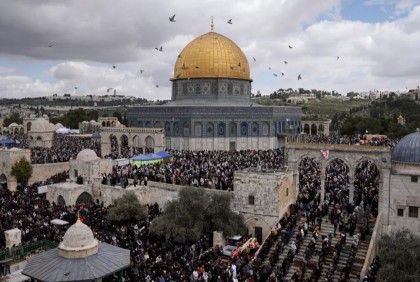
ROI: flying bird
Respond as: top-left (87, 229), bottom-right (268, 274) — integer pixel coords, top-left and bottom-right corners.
top-left (230, 66), bottom-right (234, 70)
top-left (273, 74), bottom-right (278, 77)
top-left (238, 62), bottom-right (241, 66)
top-left (48, 44), bottom-right (53, 47)
top-left (281, 72), bottom-right (285, 76)
top-left (107, 88), bottom-right (113, 92)
top-left (297, 74), bottom-right (302, 80)
top-left (74, 87), bottom-right (78, 90)
top-left (284, 61), bottom-right (288, 64)
top-left (140, 69), bottom-right (144, 74)
top-left (155, 46), bottom-right (163, 51)
top-left (253, 57), bottom-right (256, 62)
top-left (169, 14), bottom-right (176, 22)
top-left (156, 85), bottom-right (159, 88)
top-left (337, 56), bottom-right (340, 60)
top-left (289, 45), bottom-right (292, 49)
top-left (112, 65), bottom-right (116, 69)
top-left (269, 67), bottom-right (271, 70)
top-left (227, 19), bottom-right (232, 24)
top-left (195, 66), bottom-right (200, 69)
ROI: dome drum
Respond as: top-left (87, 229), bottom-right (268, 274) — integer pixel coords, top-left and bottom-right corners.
top-left (172, 78), bottom-right (251, 104)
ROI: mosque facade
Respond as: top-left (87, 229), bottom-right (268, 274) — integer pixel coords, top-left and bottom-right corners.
top-left (128, 28), bottom-right (302, 151)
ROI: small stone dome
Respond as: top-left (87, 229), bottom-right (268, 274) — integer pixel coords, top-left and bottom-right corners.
top-left (90, 120), bottom-right (97, 124)
top-left (391, 129), bottom-right (420, 164)
top-left (91, 132), bottom-right (101, 140)
top-left (58, 219), bottom-right (98, 258)
top-left (76, 149), bottom-right (99, 162)
top-left (9, 122), bottom-right (19, 127)
top-left (30, 118), bottom-right (55, 132)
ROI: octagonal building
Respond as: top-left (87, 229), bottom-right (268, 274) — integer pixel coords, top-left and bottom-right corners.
top-left (128, 25), bottom-right (302, 151)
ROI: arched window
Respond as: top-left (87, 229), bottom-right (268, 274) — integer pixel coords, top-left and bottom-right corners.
top-left (137, 121), bottom-right (143, 128)
top-left (194, 122), bottom-right (203, 137)
top-left (165, 122), bottom-right (171, 135)
top-left (218, 123), bottom-right (225, 137)
top-left (251, 122), bottom-right (259, 137)
top-left (262, 122), bottom-right (269, 136)
top-left (206, 122), bottom-right (214, 137)
top-left (183, 122), bottom-right (190, 137)
top-left (240, 122), bottom-right (248, 137)
top-left (174, 122), bottom-right (180, 136)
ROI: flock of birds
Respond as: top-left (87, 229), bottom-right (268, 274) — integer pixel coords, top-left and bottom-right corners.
top-left (47, 13), bottom-right (341, 91)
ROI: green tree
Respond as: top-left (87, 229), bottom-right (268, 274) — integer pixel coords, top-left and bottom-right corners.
top-left (150, 187), bottom-right (247, 244)
top-left (3, 112), bottom-right (23, 127)
top-left (378, 229), bottom-right (420, 281)
top-left (107, 192), bottom-right (147, 223)
top-left (11, 157), bottom-right (33, 186)
top-left (50, 108), bottom-right (98, 129)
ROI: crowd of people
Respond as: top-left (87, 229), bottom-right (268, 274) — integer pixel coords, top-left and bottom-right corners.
top-left (0, 130), bottom-right (387, 281)
top-left (104, 149), bottom-right (285, 191)
top-left (305, 134), bottom-right (398, 150)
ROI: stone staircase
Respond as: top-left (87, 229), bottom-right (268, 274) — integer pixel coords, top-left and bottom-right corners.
top-left (266, 215), bottom-right (374, 282)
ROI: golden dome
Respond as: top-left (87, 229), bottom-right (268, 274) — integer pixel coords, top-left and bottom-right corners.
top-left (173, 32), bottom-right (251, 81)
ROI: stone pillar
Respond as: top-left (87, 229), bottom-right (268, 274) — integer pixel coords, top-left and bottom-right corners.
top-left (5, 228), bottom-right (21, 248)
top-left (348, 176), bottom-right (354, 204)
top-left (320, 173), bottom-right (325, 203)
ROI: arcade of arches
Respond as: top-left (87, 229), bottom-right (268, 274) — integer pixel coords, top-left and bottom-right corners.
top-left (100, 127), bottom-right (165, 157)
top-left (286, 143), bottom-right (391, 223)
top-left (302, 120), bottom-right (331, 136)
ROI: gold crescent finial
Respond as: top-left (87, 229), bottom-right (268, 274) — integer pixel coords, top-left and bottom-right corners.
top-left (211, 16), bottom-right (214, 31)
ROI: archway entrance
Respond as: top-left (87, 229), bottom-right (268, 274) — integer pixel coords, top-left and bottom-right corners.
top-left (0, 173), bottom-right (7, 190)
top-left (297, 157), bottom-right (321, 205)
top-left (57, 195), bottom-right (66, 206)
top-left (145, 136), bottom-right (155, 153)
top-left (120, 134), bottom-right (129, 158)
top-left (354, 160), bottom-right (380, 217)
top-left (325, 158), bottom-right (350, 205)
top-left (132, 135), bottom-right (143, 155)
top-left (76, 192), bottom-right (93, 206)
top-left (109, 135), bottom-right (119, 158)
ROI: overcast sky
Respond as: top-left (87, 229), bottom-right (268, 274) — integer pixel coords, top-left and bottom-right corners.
top-left (0, 0), bottom-right (419, 100)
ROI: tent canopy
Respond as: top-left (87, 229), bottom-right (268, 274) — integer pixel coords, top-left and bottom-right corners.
top-left (156, 150), bottom-right (172, 159)
top-left (0, 138), bottom-right (17, 148)
top-left (131, 153), bottom-right (163, 166)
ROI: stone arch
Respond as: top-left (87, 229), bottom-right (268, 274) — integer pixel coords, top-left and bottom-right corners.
top-left (354, 159), bottom-right (380, 216)
top-left (304, 124), bottom-right (310, 135)
top-left (240, 122), bottom-right (248, 137)
top-left (76, 192), bottom-right (93, 205)
top-left (20, 127), bottom-right (24, 134)
top-left (0, 173), bottom-right (7, 189)
top-left (27, 122), bottom-right (32, 132)
top-left (132, 135), bottom-right (143, 155)
top-left (107, 121), bottom-right (111, 127)
top-left (297, 156), bottom-right (322, 204)
top-left (318, 124), bottom-right (325, 135)
top-left (109, 134), bottom-right (119, 157)
top-left (310, 124), bottom-right (318, 135)
top-left (324, 158), bottom-right (350, 205)
top-left (194, 122), bottom-right (203, 137)
top-left (229, 122), bottom-right (237, 137)
top-left (102, 121), bottom-right (106, 126)
top-left (120, 134), bottom-right (129, 158)
top-left (244, 214), bottom-right (272, 243)
top-left (57, 195), bottom-right (66, 206)
top-left (145, 136), bottom-right (155, 152)
top-left (206, 122), bottom-right (214, 137)
top-left (35, 136), bottom-right (43, 147)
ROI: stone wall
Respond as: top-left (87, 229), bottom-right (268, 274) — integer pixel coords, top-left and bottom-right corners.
top-left (0, 148), bottom-right (31, 191)
top-left (387, 170), bottom-right (420, 235)
top-left (232, 169), bottom-right (294, 242)
top-left (30, 162), bottom-right (69, 184)
top-left (360, 213), bottom-right (383, 280)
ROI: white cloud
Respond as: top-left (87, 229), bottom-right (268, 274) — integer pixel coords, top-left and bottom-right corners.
top-left (0, 0), bottom-right (419, 99)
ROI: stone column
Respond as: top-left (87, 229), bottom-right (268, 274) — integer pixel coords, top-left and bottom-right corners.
top-left (320, 173), bottom-right (325, 203)
top-left (348, 176), bottom-right (354, 204)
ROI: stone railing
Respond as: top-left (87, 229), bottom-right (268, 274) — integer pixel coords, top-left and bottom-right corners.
top-left (360, 213), bottom-right (383, 280)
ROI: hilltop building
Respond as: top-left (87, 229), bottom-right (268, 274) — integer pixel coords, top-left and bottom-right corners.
top-left (128, 23), bottom-right (302, 150)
